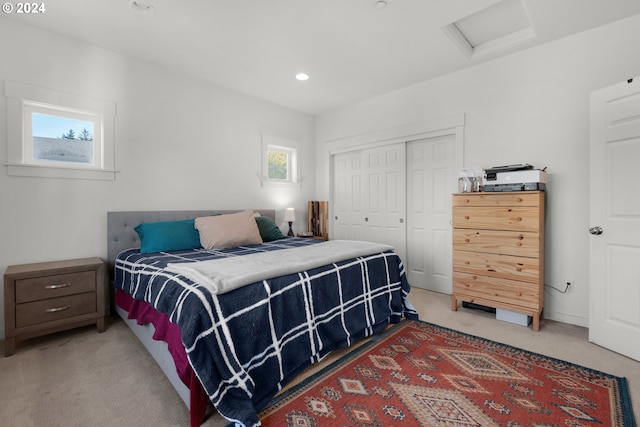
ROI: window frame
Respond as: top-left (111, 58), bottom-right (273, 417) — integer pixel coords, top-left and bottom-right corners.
top-left (4, 80), bottom-right (117, 180)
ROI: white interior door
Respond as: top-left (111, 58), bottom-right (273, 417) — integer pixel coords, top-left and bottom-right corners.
top-left (589, 76), bottom-right (640, 362)
top-left (406, 135), bottom-right (455, 293)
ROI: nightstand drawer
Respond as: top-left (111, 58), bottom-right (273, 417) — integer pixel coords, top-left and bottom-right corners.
top-left (16, 292), bottom-right (97, 328)
top-left (15, 271), bottom-right (96, 303)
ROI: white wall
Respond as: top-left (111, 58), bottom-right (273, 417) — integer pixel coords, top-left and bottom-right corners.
top-left (315, 14), bottom-right (640, 327)
top-left (0, 18), bottom-right (315, 338)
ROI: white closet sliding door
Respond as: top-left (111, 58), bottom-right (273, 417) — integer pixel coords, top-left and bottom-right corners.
top-left (333, 142), bottom-right (407, 263)
top-left (334, 150), bottom-right (366, 241)
top-left (406, 135), bottom-right (455, 293)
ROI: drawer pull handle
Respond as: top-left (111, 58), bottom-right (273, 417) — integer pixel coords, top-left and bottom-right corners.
top-left (45, 305), bottom-right (71, 313)
top-left (464, 215), bottom-right (470, 220)
top-left (465, 238), bottom-right (470, 243)
top-left (44, 283), bottom-right (71, 290)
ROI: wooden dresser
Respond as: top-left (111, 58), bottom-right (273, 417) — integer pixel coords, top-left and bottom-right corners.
top-left (451, 191), bottom-right (544, 330)
top-left (4, 257), bottom-right (105, 356)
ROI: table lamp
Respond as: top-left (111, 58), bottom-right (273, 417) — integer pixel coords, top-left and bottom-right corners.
top-left (284, 208), bottom-right (296, 237)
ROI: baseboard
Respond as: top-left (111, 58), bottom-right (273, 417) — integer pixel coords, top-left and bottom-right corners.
top-left (544, 310), bottom-right (588, 328)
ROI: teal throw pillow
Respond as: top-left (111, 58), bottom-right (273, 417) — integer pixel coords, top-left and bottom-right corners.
top-left (134, 219), bottom-right (202, 253)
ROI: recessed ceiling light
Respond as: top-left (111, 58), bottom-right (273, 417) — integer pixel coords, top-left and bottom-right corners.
top-left (295, 73), bottom-right (310, 81)
top-left (129, 0), bottom-right (155, 15)
top-left (375, 1), bottom-right (387, 9)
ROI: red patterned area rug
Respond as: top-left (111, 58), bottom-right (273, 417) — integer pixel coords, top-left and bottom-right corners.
top-left (259, 320), bottom-right (636, 427)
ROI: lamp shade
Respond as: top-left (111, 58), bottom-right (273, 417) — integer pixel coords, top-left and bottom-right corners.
top-left (284, 208), bottom-right (296, 222)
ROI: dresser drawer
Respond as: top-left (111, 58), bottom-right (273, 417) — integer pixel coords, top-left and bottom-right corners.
top-left (453, 192), bottom-right (541, 207)
top-left (453, 250), bottom-right (540, 283)
top-left (16, 292), bottom-right (97, 328)
top-left (453, 206), bottom-right (541, 232)
top-left (15, 271), bottom-right (96, 303)
top-left (453, 272), bottom-right (539, 310)
top-left (453, 229), bottom-right (539, 257)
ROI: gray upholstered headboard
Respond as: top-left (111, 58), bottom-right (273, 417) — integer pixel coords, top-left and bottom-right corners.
top-left (107, 209), bottom-right (276, 277)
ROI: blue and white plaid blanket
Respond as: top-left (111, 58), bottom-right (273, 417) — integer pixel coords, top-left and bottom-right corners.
top-left (114, 237), bottom-right (418, 427)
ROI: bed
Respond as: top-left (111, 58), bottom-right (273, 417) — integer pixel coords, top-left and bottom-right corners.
top-left (107, 209), bottom-right (418, 427)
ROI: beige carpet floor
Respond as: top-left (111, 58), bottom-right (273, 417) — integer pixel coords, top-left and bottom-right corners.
top-left (1, 288), bottom-right (638, 426)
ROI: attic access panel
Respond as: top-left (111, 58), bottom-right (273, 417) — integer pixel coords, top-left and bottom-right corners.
top-left (443, 0), bottom-right (535, 59)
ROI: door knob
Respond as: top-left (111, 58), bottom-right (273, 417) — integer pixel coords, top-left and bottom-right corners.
top-left (589, 226), bottom-right (603, 235)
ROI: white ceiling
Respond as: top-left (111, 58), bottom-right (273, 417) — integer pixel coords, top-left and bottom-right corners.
top-left (5, 0), bottom-right (640, 115)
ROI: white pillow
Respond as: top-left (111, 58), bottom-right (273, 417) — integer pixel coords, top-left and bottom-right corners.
top-left (195, 210), bottom-right (263, 249)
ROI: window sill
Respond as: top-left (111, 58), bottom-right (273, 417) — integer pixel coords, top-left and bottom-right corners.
top-left (5, 163), bottom-right (118, 181)
top-left (258, 174), bottom-right (303, 189)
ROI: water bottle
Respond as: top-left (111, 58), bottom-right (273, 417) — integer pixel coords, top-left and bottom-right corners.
top-left (458, 176), bottom-right (472, 193)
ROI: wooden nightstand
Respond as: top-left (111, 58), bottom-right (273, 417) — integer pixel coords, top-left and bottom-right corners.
top-left (4, 257), bottom-right (105, 356)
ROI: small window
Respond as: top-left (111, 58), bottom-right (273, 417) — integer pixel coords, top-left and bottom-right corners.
top-left (5, 81), bottom-right (117, 180)
top-left (26, 104), bottom-right (101, 167)
top-left (261, 134), bottom-right (301, 187)
top-left (267, 145), bottom-right (294, 181)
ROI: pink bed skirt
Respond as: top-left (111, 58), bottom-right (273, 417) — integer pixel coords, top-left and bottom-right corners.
top-left (115, 289), bottom-right (209, 426)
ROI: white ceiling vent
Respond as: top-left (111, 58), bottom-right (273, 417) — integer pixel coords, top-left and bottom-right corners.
top-left (443, 0), bottom-right (535, 59)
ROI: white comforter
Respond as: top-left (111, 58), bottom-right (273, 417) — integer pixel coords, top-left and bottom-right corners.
top-left (166, 240), bottom-right (393, 295)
